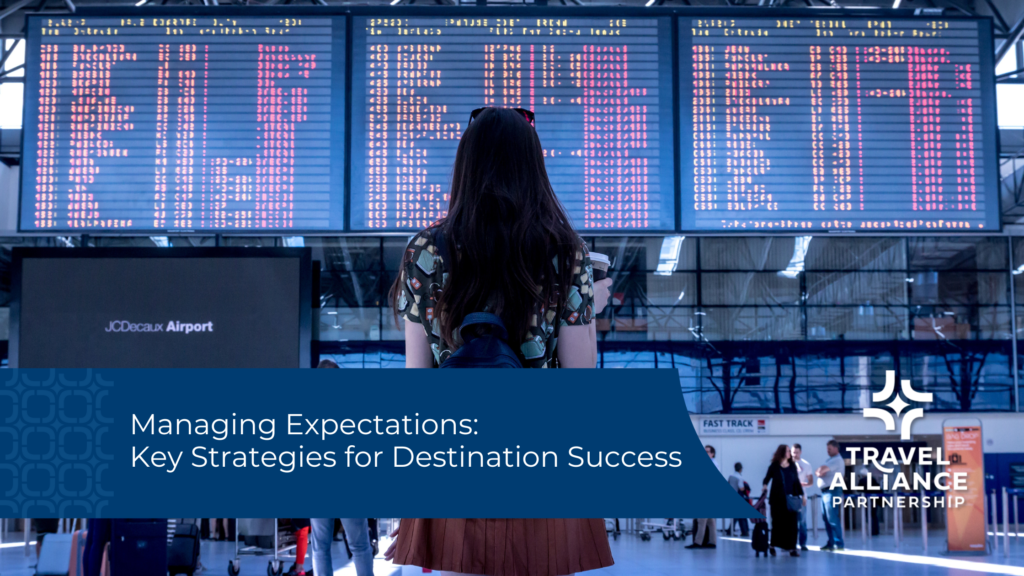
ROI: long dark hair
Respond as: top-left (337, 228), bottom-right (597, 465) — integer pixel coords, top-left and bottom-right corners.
top-left (771, 444), bottom-right (792, 467)
top-left (390, 107), bottom-right (579, 349)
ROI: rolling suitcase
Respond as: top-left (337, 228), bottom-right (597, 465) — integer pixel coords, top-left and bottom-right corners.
top-left (99, 542), bottom-right (110, 576)
top-left (752, 521), bottom-right (770, 557)
top-left (168, 523), bottom-right (201, 576)
top-left (68, 529), bottom-right (88, 576)
top-left (110, 520), bottom-right (167, 576)
top-left (751, 493), bottom-right (771, 557)
top-left (36, 532), bottom-right (73, 576)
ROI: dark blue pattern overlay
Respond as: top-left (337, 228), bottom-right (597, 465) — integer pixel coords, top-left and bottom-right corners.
top-left (0, 370), bottom-right (115, 518)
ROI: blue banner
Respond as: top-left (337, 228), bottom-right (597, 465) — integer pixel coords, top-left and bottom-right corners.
top-left (0, 369), bottom-right (757, 519)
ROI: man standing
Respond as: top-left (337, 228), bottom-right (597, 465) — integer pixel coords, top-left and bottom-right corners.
top-left (310, 518), bottom-right (374, 576)
top-left (687, 445), bottom-right (720, 549)
top-left (792, 443), bottom-right (817, 551)
top-left (312, 359), bottom-right (376, 575)
top-left (816, 439), bottom-right (846, 551)
top-left (727, 462), bottom-right (750, 537)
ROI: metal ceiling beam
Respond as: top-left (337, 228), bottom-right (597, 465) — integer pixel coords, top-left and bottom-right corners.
top-left (997, 15), bottom-right (1024, 67)
top-left (997, 67), bottom-right (1024, 81)
top-left (0, 0), bottom-right (38, 24)
top-left (983, 0), bottom-right (1009, 34)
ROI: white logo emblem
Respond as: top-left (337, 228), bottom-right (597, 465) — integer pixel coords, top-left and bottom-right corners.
top-left (863, 370), bottom-right (933, 441)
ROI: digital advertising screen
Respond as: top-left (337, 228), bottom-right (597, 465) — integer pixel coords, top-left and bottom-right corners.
top-left (10, 248), bottom-right (311, 368)
top-left (679, 16), bottom-right (999, 232)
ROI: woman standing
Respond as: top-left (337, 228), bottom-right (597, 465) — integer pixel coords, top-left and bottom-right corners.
top-left (384, 107), bottom-right (614, 576)
top-left (762, 444), bottom-right (805, 557)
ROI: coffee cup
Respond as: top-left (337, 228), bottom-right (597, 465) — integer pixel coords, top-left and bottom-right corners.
top-left (590, 252), bottom-right (611, 282)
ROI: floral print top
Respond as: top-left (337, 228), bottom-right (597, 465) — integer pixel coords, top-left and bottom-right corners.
top-left (396, 228), bottom-right (595, 368)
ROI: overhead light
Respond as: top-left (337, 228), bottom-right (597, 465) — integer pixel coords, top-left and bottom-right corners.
top-left (655, 236), bottom-right (685, 276)
top-left (1015, 264), bottom-right (1024, 276)
top-left (135, 0), bottom-right (147, 5)
top-left (390, 0), bottom-right (401, 4)
top-left (892, 0), bottom-right (901, 8)
top-left (778, 236), bottom-right (812, 279)
top-left (149, 236), bottom-right (169, 248)
top-left (283, 236), bottom-right (305, 248)
top-left (645, 0), bottom-right (657, 5)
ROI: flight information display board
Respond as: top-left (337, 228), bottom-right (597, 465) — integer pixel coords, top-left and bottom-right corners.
top-left (350, 16), bottom-right (676, 231)
top-left (679, 16), bottom-right (998, 232)
top-left (19, 9), bottom-right (1000, 235)
top-left (20, 15), bottom-right (345, 232)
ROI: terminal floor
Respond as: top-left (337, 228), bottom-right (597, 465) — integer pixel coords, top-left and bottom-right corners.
top-left (2, 531), bottom-right (1023, 576)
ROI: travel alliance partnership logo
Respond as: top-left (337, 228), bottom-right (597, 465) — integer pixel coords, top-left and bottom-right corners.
top-left (828, 370), bottom-right (967, 509)
top-left (105, 320), bottom-right (214, 334)
top-left (863, 369), bottom-right (934, 441)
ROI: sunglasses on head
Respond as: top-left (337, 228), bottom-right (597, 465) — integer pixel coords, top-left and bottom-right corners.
top-left (469, 107), bottom-right (535, 127)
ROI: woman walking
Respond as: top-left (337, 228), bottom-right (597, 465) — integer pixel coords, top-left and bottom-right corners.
top-left (762, 444), bottom-right (805, 557)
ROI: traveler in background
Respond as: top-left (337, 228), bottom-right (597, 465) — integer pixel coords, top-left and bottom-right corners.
top-left (762, 444), bottom-right (804, 557)
top-left (386, 107), bottom-right (614, 575)
top-left (286, 519), bottom-right (311, 576)
top-left (313, 359), bottom-right (375, 576)
top-left (705, 445), bottom-right (720, 474)
top-left (727, 462), bottom-right (750, 537)
top-left (311, 518), bottom-right (374, 576)
top-left (208, 518), bottom-right (229, 541)
top-left (792, 443), bottom-right (816, 551)
top-left (686, 445), bottom-right (720, 549)
top-left (817, 439), bottom-right (846, 551)
top-left (83, 519), bottom-right (112, 576)
top-left (34, 519), bottom-right (59, 559)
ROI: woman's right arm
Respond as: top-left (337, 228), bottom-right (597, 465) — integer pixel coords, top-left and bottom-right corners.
top-left (405, 320), bottom-right (434, 368)
top-left (557, 323), bottom-right (597, 368)
top-left (556, 240), bottom-right (603, 368)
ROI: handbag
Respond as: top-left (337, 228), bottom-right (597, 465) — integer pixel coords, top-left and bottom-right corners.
top-left (783, 467), bottom-right (803, 511)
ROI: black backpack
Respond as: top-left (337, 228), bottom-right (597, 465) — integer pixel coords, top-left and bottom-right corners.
top-left (431, 229), bottom-right (553, 369)
top-left (440, 313), bottom-right (523, 369)
top-left (430, 228), bottom-right (561, 366)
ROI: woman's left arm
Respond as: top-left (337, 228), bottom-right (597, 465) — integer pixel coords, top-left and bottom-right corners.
top-left (405, 320), bottom-right (434, 368)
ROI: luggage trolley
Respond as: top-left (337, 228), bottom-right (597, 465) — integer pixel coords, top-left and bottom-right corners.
top-left (639, 518), bottom-right (687, 542)
top-left (227, 518), bottom-right (286, 576)
top-left (605, 519), bottom-right (621, 540)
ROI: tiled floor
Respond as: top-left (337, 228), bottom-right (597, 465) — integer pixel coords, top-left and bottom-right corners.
top-left (2, 530), bottom-right (1023, 576)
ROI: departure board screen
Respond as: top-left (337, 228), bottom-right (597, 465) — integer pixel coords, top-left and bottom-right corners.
top-left (20, 15), bottom-right (345, 232)
top-left (350, 16), bottom-right (676, 231)
top-left (680, 16), bottom-right (998, 232)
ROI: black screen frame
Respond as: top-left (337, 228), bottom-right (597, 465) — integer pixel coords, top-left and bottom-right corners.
top-left (17, 5), bottom-right (1000, 236)
top-left (8, 247), bottom-right (313, 368)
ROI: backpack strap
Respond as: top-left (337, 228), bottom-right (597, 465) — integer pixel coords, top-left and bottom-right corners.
top-left (433, 226), bottom-right (568, 363)
top-left (459, 312), bottom-right (509, 343)
top-left (432, 226), bottom-right (449, 265)
top-left (434, 229), bottom-right (508, 342)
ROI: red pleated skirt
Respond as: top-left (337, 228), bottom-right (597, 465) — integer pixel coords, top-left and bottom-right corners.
top-left (391, 519), bottom-right (614, 576)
